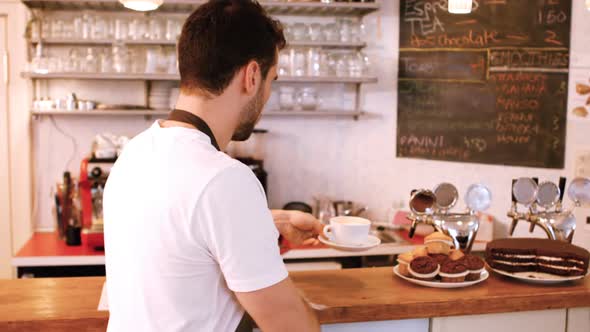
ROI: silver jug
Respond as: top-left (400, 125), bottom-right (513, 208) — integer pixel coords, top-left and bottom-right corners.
top-left (407, 183), bottom-right (491, 253)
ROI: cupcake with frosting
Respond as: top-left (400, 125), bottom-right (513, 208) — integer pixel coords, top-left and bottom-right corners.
top-left (462, 254), bottom-right (486, 281)
top-left (397, 252), bottom-right (414, 277)
top-left (439, 260), bottom-right (469, 283)
top-left (409, 256), bottom-right (440, 281)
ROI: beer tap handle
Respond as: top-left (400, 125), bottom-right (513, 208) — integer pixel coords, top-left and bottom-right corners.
top-left (528, 216), bottom-right (536, 233)
top-left (409, 219), bottom-right (418, 238)
top-left (509, 218), bottom-right (518, 236)
top-left (509, 179), bottom-right (518, 236)
top-left (558, 177), bottom-right (566, 203)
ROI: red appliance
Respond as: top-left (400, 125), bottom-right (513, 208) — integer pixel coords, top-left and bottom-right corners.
top-left (79, 157), bottom-right (114, 250)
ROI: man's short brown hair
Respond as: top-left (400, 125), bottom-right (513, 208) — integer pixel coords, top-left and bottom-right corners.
top-left (177, 0), bottom-right (286, 96)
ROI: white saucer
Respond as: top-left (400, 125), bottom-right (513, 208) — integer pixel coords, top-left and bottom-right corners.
top-left (490, 267), bottom-right (589, 284)
top-left (393, 265), bottom-right (489, 288)
top-left (318, 235), bottom-right (381, 252)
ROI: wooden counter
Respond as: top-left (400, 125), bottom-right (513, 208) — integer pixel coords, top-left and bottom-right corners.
top-left (1, 267), bottom-right (589, 330)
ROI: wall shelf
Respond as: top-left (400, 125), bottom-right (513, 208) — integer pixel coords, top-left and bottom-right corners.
top-left (31, 109), bottom-right (366, 119)
top-left (22, 0), bottom-right (380, 16)
top-left (22, 72), bottom-right (378, 83)
top-left (29, 38), bottom-right (367, 49)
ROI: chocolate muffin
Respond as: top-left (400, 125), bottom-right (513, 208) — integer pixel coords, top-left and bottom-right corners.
top-left (429, 253), bottom-right (450, 265)
top-left (463, 255), bottom-right (486, 281)
top-left (409, 256), bottom-right (440, 281)
top-left (439, 260), bottom-right (469, 283)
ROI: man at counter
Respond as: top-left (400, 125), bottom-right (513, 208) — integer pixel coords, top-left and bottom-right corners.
top-left (103, 1), bottom-right (322, 331)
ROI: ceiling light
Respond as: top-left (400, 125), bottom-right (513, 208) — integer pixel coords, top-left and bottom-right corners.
top-left (448, 0), bottom-right (472, 14)
top-left (119, 0), bottom-right (163, 12)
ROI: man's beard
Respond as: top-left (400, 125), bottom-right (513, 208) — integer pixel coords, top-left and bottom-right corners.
top-left (232, 85), bottom-right (265, 142)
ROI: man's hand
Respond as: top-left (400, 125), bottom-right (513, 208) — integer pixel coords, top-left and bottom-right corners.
top-left (271, 210), bottom-right (325, 246)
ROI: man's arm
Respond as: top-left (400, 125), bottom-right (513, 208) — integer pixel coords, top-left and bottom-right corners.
top-left (235, 277), bottom-right (320, 332)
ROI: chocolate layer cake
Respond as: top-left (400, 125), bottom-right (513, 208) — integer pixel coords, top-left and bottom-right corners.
top-left (486, 238), bottom-right (589, 277)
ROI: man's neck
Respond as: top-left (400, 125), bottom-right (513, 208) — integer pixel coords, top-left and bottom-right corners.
top-left (169, 92), bottom-right (238, 150)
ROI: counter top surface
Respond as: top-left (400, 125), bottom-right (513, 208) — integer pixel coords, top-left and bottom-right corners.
top-left (12, 232), bottom-right (488, 267)
top-left (1, 267), bottom-right (589, 330)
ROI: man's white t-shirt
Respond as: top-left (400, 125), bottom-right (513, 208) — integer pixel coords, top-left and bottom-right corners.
top-left (103, 121), bottom-right (288, 332)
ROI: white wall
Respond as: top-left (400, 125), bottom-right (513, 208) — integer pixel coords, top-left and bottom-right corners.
top-left (1, 0), bottom-right (30, 278)
top-left (27, 1), bottom-right (590, 249)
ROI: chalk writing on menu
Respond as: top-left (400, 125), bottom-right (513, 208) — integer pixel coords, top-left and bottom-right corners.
top-left (397, 0), bottom-right (570, 168)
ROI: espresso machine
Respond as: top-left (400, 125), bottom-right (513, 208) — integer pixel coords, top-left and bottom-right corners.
top-left (227, 129), bottom-right (268, 193)
top-left (78, 157), bottom-right (114, 250)
top-left (508, 177), bottom-right (590, 243)
top-left (406, 183), bottom-right (492, 252)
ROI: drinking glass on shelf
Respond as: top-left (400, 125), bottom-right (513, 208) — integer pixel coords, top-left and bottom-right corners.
top-left (72, 16), bottom-right (83, 39)
top-left (165, 18), bottom-right (180, 41)
top-left (322, 23), bottom-right (338, 42)
top-left (291, 48), bottom-right (307, 76)
top-left (99, 50), bottom-right (112, 73)
top-left (112, 44), bottom-right (128, 73)
top-left (359, 51), bottom-right (371, 75)
top-left (278, 49), bottom-right (291, 76)
top-left (137, 17), bottom-right (150, 40)
top-left (167, 50), bottom-right (177, 74)
top-left (63, 48), bottom-right (80, 72)
top-left (337, 18), bottom-right (353, 43)
top-left (350, 19), bottom-right (366, 43)
top-left (128, 18), bottom-right (138, 40)
top-left (282, 23), bottom-right (293, 41)
top-left (83, 47), bottom-right (99, 73)
top-left (81, 13), bottom-right (92, 40)
top-left (307, 48), bottom-right (325, 77)
top-left (291, 22), bottom-right (309, 42)
top-left (92, 16), bottom-right (108, 40)
top-left (279, 86), bottom-right (296, 111)
top-left (149, 17), bottom-right (164, 41)
top-left (331, 53), bottom-right (348, 77)
top-left (347, 52), bottom-right (364, 77)
top-left (51, 19), bottom-right (64, 39)
top-left (114, 18), bottom-right (128, 41)
top-left (41, 19), bottom-right (51, 38)
top-left (308, 23), bottom-right (323, 42)
top-left (296, 87), bottom-right (320, 111)
top-left (62, 19), bottom-right (74, 38)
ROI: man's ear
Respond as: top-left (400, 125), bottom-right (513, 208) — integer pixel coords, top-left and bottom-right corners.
top-left (243, 60), bottom-right (261, 96)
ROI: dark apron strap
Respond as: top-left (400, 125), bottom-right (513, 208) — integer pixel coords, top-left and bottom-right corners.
top-left (167, 109), bottom-right (221, 151)
top-left (235, 313), bottom-right (254, 332)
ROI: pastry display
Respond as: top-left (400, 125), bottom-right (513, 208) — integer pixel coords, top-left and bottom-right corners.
top-left (486, 238), bottom-right (590, 277)
top-left (409, 256), bottom-right (440, 281)
top-left (397, 252), bottom-right (414, 277)
top-left (395, 231), bottom-right (488, 285)
top-left (439, 260), bottom-right (469, 282)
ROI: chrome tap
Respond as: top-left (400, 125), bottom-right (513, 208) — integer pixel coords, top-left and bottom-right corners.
top-left (407, 183), bottom-right (491, 253)
top-left (508, 177), bottom-right (589, 243)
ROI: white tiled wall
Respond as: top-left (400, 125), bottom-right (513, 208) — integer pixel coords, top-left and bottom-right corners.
top-left (30, 1), bottom-right (590, 248)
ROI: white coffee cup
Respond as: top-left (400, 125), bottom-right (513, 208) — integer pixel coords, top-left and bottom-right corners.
top-left (323, 216), bottom-right (371, 246)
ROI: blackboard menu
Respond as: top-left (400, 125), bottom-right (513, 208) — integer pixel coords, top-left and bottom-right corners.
top-left (397, 0), bottom-right (571, 168)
